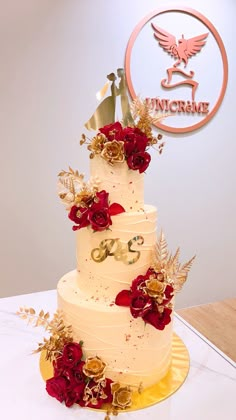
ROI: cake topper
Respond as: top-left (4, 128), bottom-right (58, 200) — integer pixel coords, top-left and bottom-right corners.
top-left (85, 68), bottom-right (134, 130)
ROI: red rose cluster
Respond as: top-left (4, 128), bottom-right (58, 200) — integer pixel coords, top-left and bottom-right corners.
top-left (46, 342), bottom-right (113, 408)
top-left (100, 122), bottom-right (151, 173)
top-left (115, 268), bottom-right (174, 330)
top-left (68, 190), bottom-right (125, 231)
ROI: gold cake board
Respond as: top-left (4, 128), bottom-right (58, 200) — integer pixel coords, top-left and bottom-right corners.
top-left (40, 333), bottom-right (189, 411)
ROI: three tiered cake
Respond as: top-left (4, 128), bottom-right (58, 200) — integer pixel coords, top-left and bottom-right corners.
top-left (18, 73), bottom-right (194, 416)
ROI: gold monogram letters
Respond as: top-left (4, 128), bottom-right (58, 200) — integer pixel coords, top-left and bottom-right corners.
top-left (91, 236), bottom-right (144, 265)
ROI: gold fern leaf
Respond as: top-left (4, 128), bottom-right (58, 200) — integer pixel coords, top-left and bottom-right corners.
top-left (58, 168), bottom-right (84, 181)
top-left (153, 231), bottom-right (169, 269)
top-left (175, 255), bottom-right (196, 292)
top-left (58, 177), bottom-right (75, 195)
top-left (166, 247), bottom-right (180, 277)
top-left (130, 97), bottom-right (143, 120)
top-left (17, 307), bottom-right (74, 361)
top-left (170, 247), bottom-right (180, 269)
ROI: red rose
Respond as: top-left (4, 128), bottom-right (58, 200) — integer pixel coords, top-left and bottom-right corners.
top-left (88, 190), bottom-right (124, 231)
top-left (64, 383), bottom-right (86, 407)
top-left (130, 275), bottom-right (147, 293)
top-left (123, 127), bottom-right (149, 157)
top-left (87, 190), bottom-right (111, 231)
top-left (143, 307), bottom-right (172, 330)
top-left (130, 291), bottom-right (152, 318)
top-left (99, 122), bottom-right (123, 141)
top-left (127, 151), bottom-right (151, 173)
top-left (68, 206), bottom-right (89, 231)
top-left (56, 362), bottom-right (86, 387)
top-left (62, 342), bottom-right (83, 368)
top-left (71, 361), bottom-right (86, 385)
top-left (46, 376), bottom-right (67, 403)
top-left (88, 207), bottom-right (112, 231)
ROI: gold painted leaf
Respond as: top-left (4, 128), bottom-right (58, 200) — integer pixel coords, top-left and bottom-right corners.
top-left (32, 348), bottom-right (41, 354)
top-left (154, 231), bottom-right (169, 267)
top-left (29, 308), bottom-right (35, 315)
top-left (175, 255), bottom-right (196, 292)
top-left (166, 247), bottom-right (180, 276)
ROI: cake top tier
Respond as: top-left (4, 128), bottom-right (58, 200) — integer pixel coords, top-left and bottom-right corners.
top-left (58, 70), bottom-right (165, 230)
top-left (90, 154), bottom-right (144, 212)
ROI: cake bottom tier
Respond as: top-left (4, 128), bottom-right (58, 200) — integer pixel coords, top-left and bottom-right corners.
top-left (57, 270), bottom-right (173, 389)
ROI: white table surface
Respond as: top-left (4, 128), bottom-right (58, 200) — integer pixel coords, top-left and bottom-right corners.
top-left (0, 289), bottom-right (235, 420)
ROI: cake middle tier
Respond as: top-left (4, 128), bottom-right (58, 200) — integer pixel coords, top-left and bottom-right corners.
top-left (76, 205), bottom-right (157, 301)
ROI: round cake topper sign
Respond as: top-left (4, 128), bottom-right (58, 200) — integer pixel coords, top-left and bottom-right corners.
top-left (125, 7), bottom-right (228, 134)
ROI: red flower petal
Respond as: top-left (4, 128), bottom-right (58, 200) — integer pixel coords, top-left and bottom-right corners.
top-left (95, 190), bottom-right (109, 208)
top-left (143, 308), bottom-right (172, 330)
top-left (109, 203), bottom-right (125, 216)
top-left (130, 275), bottom-right (146, 292)
top-left (115, 290), bottom-right (131, 306)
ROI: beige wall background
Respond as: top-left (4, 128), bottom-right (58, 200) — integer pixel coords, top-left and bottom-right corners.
top-left (0, 0), bottom-right (235, 308)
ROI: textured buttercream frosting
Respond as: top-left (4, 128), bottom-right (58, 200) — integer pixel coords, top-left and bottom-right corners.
top-left (76, 205), bottom-right (157, 300)
top-left (90, 155), bottom-right (144, 212)
top-left (58, 270), bottom-right (173, 388)
top-left (57, 156), bottom-right (173, 390)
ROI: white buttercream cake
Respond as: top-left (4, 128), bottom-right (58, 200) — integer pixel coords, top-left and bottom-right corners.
top-left (57, 154), bottom-right (173, 389)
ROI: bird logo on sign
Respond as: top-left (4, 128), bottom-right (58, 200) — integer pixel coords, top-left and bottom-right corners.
top-left (151, 23), bottom-right (208, 68)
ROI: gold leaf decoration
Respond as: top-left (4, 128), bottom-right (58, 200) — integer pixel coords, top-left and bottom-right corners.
top-left (166, 247), bottom-right (180, 278)
top-left (130, 97), bottom-right (165, 149)
top-left (80, 95), bottom-right (165, 163)
top-left (175, 255), bottom-right (196, 292)
top-left (16, 307), bottom-right (73, 361)
top-left (57, 167), bottom-right (100, 211)
top-left (153, 231), bottom-right (168, 271)
top-left (152, 233), bottom-right (195, 292)
top-left (58, 176), bottom-right (75, 195)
